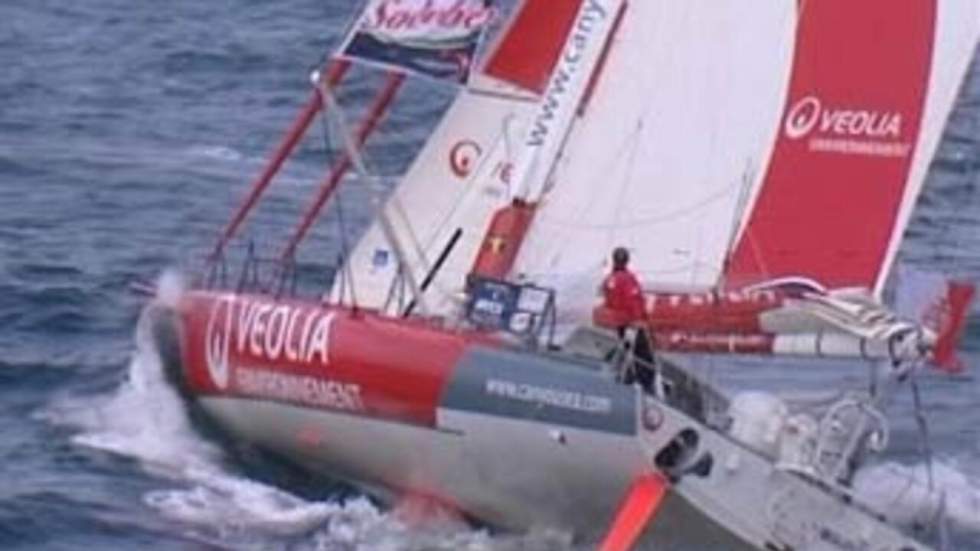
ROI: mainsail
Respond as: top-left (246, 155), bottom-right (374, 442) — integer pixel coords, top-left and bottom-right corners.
top-left (597, 0), bottom-right (980, 366)
top-left (725, 0), bottom-right (980, 296)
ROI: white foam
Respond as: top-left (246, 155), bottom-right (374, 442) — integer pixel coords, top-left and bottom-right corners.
top-left (42, 295), bottom-right (370, 542)
top-left (187, 145), bottom-right (244, 162)
top-left (53, 304), bottom-right (221, 476)
top-left (144, 471), bottom-right (342, 538)
top-left (854, 459), bottom-right (980, 534)
top-left (154, 269), bottom-right (187, 309)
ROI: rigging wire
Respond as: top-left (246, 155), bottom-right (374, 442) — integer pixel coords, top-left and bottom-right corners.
top-left (314, 69), bottom-right (359, 309)
top-left (908, 367), bottom-right (956, 549)
top-left (317, 83), bottom-right (354, 300)
top-left (909, 369), bottom-right (936, 492)
top-left (318, 69), bottom-right (428, 314)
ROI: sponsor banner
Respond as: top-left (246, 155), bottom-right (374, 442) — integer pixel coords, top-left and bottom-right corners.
top-left (177, 292), bottom-right (469, 426)
top-left (338, 0), bottom-right (497, 84)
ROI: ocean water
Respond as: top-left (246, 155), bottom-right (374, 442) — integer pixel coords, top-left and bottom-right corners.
top-left (2, 1), bottom-right (980, 549)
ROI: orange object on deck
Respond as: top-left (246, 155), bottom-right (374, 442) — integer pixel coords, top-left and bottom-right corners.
top-left (469, 199), bottom-right (536, 280)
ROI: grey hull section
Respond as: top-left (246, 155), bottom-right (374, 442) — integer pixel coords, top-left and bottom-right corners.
top-left (647, 398), bottom-right (934, 551)
top-left (441, 345), bottom-right (637, 436)
top-left (195, 396), bottom-right (753, 549)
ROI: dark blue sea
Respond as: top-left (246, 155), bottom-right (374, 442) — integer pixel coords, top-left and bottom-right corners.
top-left (2, 1), bottom-right (980, 549)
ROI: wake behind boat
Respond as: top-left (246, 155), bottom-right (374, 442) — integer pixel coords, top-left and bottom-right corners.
top-left (143, 1), bottom-right (980, 549)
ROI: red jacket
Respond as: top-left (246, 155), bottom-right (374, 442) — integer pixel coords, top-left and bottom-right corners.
top-left (601, 268), bottom-right (646, 326)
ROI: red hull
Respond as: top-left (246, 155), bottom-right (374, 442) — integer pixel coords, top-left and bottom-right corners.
top-left (174, 290), bottom-right (491, 427)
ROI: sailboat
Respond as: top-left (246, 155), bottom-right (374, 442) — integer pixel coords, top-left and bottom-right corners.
top-left (143, 0), bottom-right (980, 549)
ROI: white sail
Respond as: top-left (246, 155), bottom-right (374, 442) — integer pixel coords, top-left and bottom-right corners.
top-left (510, 1), bottom-right (798, 329)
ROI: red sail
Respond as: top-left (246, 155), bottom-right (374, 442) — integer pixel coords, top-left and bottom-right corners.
top-left (725, 0), bottom-right (936, 290)
top-left (482, 0), bottom-right (583, 93)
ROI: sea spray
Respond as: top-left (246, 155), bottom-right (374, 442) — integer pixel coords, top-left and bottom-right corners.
top-left (155, 268), bottom-right (187, 309)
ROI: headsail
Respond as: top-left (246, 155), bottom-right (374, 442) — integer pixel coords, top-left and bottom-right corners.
top-left (725, 0), bottom-right (980, 296)
top-left (333, 0), bottom-right (624, 315)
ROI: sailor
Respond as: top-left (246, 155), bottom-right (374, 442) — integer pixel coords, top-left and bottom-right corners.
top-left (601, 247), bottom-right (655, 389)
top-left (601, 246), bottom-right (645, 331)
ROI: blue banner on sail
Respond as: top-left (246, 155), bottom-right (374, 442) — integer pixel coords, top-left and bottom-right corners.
top-left (338, 0), bottom-right (496, 84)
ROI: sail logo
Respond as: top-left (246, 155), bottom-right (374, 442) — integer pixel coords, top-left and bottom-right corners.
top-left (204, 296), bottom-right (337, 390)
top-left (784, 96), bottom-right (822, 139)
top-left (784, 95), bottom-right (910, 158)
top-left (449, 139), bottom-right (482, 178)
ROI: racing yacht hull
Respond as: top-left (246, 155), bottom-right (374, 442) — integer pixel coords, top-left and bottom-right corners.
top-left (146, 290), bottom-right (930, 549)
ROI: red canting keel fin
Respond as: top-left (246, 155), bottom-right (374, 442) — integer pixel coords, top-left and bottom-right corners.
top-left (896, 269), bottom-right (976, 373)
top-left (931, 281), bottom-right (975, 373)
top-left (597, 473), bottom-right (669, 551)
